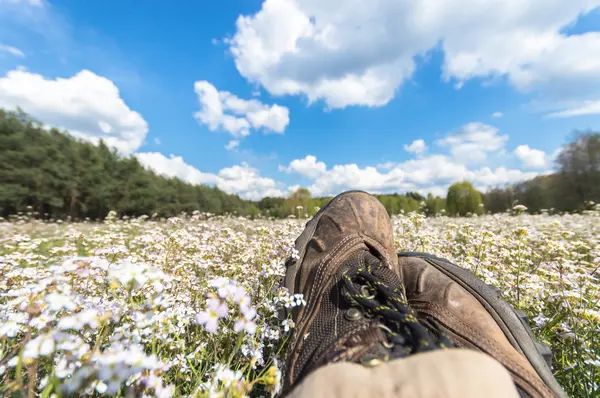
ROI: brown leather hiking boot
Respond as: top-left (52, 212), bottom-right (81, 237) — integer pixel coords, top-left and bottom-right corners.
top-left (398, 253), bottom-right (567, 398)
top-left (281, 191), bottom-right (451, 395)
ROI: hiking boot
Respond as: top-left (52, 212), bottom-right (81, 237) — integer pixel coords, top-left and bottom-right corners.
top-left (397, 253), bottom-right (567, 398)
top-left (281, 191), bottom-right (451, 395)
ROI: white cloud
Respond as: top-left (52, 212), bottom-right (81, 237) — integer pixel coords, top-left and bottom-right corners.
top-left (137, 136), bottom-right (546, 200)
top-left (136, 152), bottom-right (218, 185)
top-left (546, 100), bottom-right (600, 118)
top-left (194, 80), bottom-right (289, 139)
top-left (217, 163), bottom-right (285, 199)
top-left (514, 145), bottom-right (549, 169)
top-left (279, 154), bottom-right (326, 179)
top-left (468, 167), bottom-right (541, 188)
top-left (229, 0), bottom-right (600, 111)
top-left (0, 69), bottom-right (148, 153)
top-left (225, 140), bottom-right (240, 151)
top-left (308, 163), bottom-right (405, 196)
top-left (279, 121), bottom-right (541, 197)
top-left (305, 154), bottom-right (540, 197)
top-left (287, 184), bottom-right (301, 194)
top-left (154, 137), bottom-right (161, 145)
top-left (403, 139), bottom-right (427, 155)
top-left (0, 43), bottom-right (24, 57)
top-left (376, 161), bottom-right (396, 170)
top-left (136, 152), bottom-right (286, 200)
top-left (437, 122), bottom-right (508, 163)
top-left (306, 154), bottom-right (539, 197)
top-left (492, 111), bottom-right (503, 118)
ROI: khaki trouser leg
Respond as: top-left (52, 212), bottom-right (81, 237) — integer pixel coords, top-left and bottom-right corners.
top-left (286, 349), bottom-right (518, 398)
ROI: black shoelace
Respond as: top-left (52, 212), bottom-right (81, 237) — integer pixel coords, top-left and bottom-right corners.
top-left (342, 258), bottom-right (454, 357)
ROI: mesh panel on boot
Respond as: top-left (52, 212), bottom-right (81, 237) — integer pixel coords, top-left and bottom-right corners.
top-left (287, 251), bottom-right (411, 386)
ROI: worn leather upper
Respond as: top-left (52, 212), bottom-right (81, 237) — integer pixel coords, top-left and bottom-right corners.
top-left (293, 191), bottom-right (398, 299)
top-left (283, 192), bottom-right (399, 393)
top-left (398, 256), bottom-right (556, 398)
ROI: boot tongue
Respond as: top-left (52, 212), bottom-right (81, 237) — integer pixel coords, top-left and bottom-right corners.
top-left (317, 249), bottom-right (408, 363)
top-left (338, 249), bottom-right (401, 299)
top-left (329, 250), bottom-right (404, 360)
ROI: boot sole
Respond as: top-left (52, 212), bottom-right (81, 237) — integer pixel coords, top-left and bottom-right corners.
top-left (398, 252), bottom-right (567, 398)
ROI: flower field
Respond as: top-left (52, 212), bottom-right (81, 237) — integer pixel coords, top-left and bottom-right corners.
top-left (1, 208), bottom-right (599, 397)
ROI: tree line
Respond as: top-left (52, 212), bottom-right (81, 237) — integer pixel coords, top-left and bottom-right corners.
top-left (0, 109), bottom-right (253, 219)
top-left (483, 133), bottom-right (600, 214)
top-left (1, 109), bottom-right (598, 220)
top-left (424, 132), bottom-right (600, 216)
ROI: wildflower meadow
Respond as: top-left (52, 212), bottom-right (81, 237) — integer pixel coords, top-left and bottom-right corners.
top-left (1, 207), bottom-right (599, 397)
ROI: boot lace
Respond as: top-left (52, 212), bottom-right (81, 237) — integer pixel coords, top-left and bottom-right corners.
top-left (342, 257), bottom-right (454, 357)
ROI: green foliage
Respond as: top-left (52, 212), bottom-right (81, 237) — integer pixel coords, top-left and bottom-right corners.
top-left (405, 191), bottom-right (425, 202)
top-left (284, 188), bottom-right (315, 218)
top-left (483, 132), bottom-right (600, 214)
top-left (483, 187), bottom-right (515, 213)
top-left (257, 197), bottom-right (288, 218)
top-left (556, 132), bottom-right (600, 211)
top-left (0, 109), bottom-right (253, 219)
top-left (313, 196), bottom-right (333, 211)
top-left (376, 194), bottom-right (421, 215)
top-left (424, 193), bottom-right (446, 216)
top-left (446, 181), bottom-right (483, 216)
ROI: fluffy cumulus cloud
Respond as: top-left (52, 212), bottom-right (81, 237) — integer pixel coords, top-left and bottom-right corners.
top-left (303, 154), bottom-right (539, 197)
top-left (135, 153), bottom-right (218, 185)
top-left (437, 122), bottom-right (508, 163)
top-left (229, 0), bottom-right (600, 113)
top-left (136, 152), bottom-right (286, 200)
top-left (469, 167), bottom-right (541, 188)
top-left (216, 163), bottom-right (287, 200)
top-left (0, 69), bottom-right (148, 153)
top-left (282, 122), bottom-right (542, 197)
top-left (403, 139), bottom-right (427, 155)
top-left (194, 80), bottom-right (290, 139)
top-left (138, 121), bottom-right (545, 199)
top-left (514, 145), bottom-right (549, 169)
top-left (308, 163), bottom-right (406, 195)
top-left (279, 155), bottom-right (326, 179)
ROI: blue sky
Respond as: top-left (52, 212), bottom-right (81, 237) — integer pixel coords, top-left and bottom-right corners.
top-left (0, 0), bottom-right (599, 199)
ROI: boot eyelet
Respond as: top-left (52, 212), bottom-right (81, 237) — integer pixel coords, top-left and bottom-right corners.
top-left (345, 307), bottom-right (363, 321)
top-left (342, 288), bottom-right (358, 306)
top-left (360, 285), bottom-right (375, 299)
top-left (382, 340), bottom-right (394, 349)
top-left (376, 324), bottom-right (395, 348)
top-left (376, 323), bottom-right (394, 334)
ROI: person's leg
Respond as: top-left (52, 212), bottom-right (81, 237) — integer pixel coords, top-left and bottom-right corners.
top-left (287, 349), bottom-right (518, 398)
